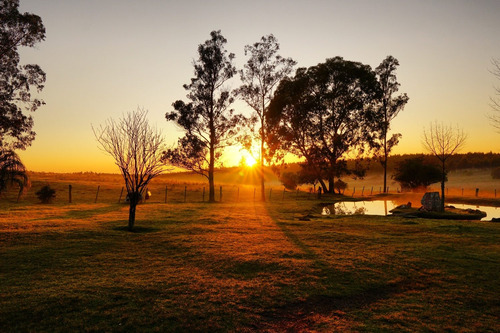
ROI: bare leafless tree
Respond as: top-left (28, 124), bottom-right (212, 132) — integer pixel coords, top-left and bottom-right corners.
top-left (93, 107), bottom-right (166, 230)
top-left (422, 122), bottom-right (467, 212)
top-left (488, 58), bottom-right (500, 131)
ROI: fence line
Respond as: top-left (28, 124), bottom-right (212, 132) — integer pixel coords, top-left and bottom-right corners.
top-left (9, 183), bottom-right (500, 205)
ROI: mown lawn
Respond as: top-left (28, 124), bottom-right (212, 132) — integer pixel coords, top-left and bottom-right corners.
top-left (1, 190), bottom-right (499, 331)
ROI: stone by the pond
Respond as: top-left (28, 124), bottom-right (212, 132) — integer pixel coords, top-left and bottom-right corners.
top-left (321, 207), bottom-right (331, 215)
top-left (421, 192), bottom-right (441, 211)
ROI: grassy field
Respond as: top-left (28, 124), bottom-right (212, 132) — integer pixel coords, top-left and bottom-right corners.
top-left (1, 172), bottom-right (499, 332)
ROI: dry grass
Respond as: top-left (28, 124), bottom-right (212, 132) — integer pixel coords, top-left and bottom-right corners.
top-left (0, 172), bottom-right (499, 331)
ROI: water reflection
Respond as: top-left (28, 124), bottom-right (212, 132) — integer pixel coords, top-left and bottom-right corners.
top-left (322, 200), bottom-right (500, 220)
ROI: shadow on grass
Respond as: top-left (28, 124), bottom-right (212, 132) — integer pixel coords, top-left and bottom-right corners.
top-left (112, 226), bottom-right (160, 233)
top-left (64, 205), bottom-right (122, 220)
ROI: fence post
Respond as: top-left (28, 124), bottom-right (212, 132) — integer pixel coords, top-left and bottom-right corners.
top-left (370, 186), bottom-right (373, 196)
top-left (361, 186), bottom-right (365, 196)
top-left (202, 187), bottom-right (205, 202)
top-left (282, 187), bottom-right (285, 200)
top-left (220, 186), bottom-right (222, 202)
top-left (352, 186), bottom-right (355, 197)
top-left (164, 186), bottom-right (168, 203)
top-left (69, 184), bottom-right (72, 203)
top-left (95, 185), bottom-right (100, 203)
top-left (184, 186), bottom-right (187, 202)
top-left (462, 188), bottom-right (464, 197)
top-left (476, 188), bottom-right (479, 197)
top-left (118, 187), bottom-right (124, 203)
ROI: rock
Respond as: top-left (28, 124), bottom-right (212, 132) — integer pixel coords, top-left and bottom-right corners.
top-left (421, 192), bottom-right (441, 211)
top-left (321, 207), bottom-right (331, 216)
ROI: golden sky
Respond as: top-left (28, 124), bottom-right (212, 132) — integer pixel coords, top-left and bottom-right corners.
top-left (16, 0), bottom-right (500, 173)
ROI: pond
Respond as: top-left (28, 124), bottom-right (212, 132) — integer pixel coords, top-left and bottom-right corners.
top-left (323, 200), bottom-right (500, 221)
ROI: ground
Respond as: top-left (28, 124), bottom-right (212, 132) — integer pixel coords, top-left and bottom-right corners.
top-left (0, 172), bottom-right (499, 331)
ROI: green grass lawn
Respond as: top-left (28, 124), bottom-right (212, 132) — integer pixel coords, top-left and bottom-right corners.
top-left (1, 172), bottom-right (499, 332)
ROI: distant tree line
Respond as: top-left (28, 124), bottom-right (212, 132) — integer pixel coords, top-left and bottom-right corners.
top-left (363, 152), bottom-right (500, 173)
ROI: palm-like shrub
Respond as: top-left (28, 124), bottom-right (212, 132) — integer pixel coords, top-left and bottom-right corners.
top-left (0, 149), bottom-right (30, 197)
top-left (36, 185), bottom-right (55, 203)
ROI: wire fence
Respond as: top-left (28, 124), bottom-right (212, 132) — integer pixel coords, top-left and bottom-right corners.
top-left (5, 181), bottom-right (500, 206)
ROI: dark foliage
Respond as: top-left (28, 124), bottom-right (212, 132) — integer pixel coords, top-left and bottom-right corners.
top-left (369, 56), bottom-right (409, 192)
top-left (165, 30), bottom-right (242, 202)
top-left (36, 185), bottom-right (55, 203)
top-left (0, 0), bottom-right (46, 150)
top-left (393, 157), bottom-right (443, 191)
top-left (237, 34), bottom-right (296, 200)
top-left (0, 148), bottom-right (29, 196)
top-left (268, 56), bottom-right (379, 193)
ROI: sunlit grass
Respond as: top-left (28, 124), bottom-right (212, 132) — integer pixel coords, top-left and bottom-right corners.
top-left (0, 173), bottom-right (499, 331)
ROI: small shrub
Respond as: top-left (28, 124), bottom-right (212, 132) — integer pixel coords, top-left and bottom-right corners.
top-left (393, 157), bottom-right (442, 191)
top-left (36, 185), bottom-right (56, 203)
top-left (279, 172), bottom-right (299, 190)
top-left (334, 179), bottom-right (348, 194)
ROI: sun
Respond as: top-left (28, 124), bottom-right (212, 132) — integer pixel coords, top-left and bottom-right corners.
top-left (239, 151), bottom-right (257, 168)
top-left (244, 154), bottom-right (257, 168)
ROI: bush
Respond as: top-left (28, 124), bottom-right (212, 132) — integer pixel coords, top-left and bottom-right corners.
top-left (393, 157), bottom-right (443, 191)
top-left (334, 179), bottom-right (347, 194)
top-left (36, 185), bottom-right (56, 203)
top-left (279, 172), bottom-right (299, 190)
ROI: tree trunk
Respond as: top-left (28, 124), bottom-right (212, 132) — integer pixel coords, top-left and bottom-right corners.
top-left (383, 158), bottom-right (387, 194)
top-left (260, 136), bottom-right (266, 201)
top-left (128, 193), bottom-right (138, 231)
top-left (441, 161), bottom-right (446, 212)
top-left (318, 179), bottom-right (328, 194)
top-left (209, 144), bottom-right (215, 202)
top-left (328, 177), bottom-right (334, 193)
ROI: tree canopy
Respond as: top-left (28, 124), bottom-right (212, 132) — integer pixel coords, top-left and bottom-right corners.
top-left (268, 56), bottom-right (379, 192)
top-left (165, 30), bottom-right (243, 202)
top-left (0, 0), bottom-right (46, 150)
top-left (237, 34), bottom-right (296, 200)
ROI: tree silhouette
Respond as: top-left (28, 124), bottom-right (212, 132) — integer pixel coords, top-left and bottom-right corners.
top-left (0, 149), bottom-right (29, 198)
top-left (93, 108), bottom-right (166, 231)
top-left (0, 0), bottom-right (46, 150)
top-left (269, 57), bottom-right (379, 193)
top-left (371, 56), bottom-right (409, 193)
top-left (237, 34), bottom-right (296, 201)
top-left (422, 122), bottom-right (466, 212)
top-left (165, 30), bottom-right (242, 202)
top-left (488, 58), bottom-right (500, 131)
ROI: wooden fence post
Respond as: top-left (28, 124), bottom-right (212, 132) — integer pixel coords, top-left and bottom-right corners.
top-left (352, 187), bottom-right (355, 197)
top-left (282, 187), bottom-right (285, 200)
top-left (184, 186), bottom-right (187, 202)
top-left (203, 187), bottom-right (205, 202)
top-left (220, 186), bottom-right (222, 201)
top-left (118, 187), bottom-right (124, 203)
top-left (95, 185), bottom-right (100, 203)
top-left (370, 186), bottom-right (373, 195)
top-left (164, 186), bottom-right (168, 203)
top-left (361, 186), bottom-right (365, 196)
top-left (69, 184), bottom-right (72, 203)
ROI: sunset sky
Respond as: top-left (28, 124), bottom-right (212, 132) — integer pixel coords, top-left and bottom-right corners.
top-left (17, 0), bottom-right (500, 173)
